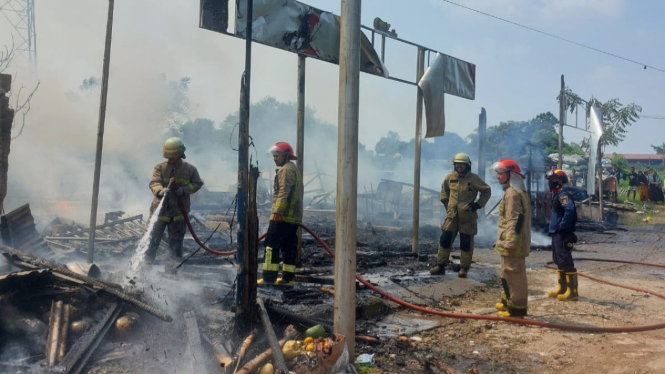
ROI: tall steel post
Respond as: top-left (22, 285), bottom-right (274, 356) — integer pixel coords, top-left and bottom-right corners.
top-left (411, 48), bottom-right (425, 254)
top-left (87, 0), bottom-right (114, 264)
top-left (296, 55), bottom-right (306, 267)
top-left (335, 0), bottom-right (361, 358)
top-left (236, 0), bottom-right (254, 323)
top-left (478, 107), bottom-right (487, 214)
top-left (558, 74), bottom-right (565, 169)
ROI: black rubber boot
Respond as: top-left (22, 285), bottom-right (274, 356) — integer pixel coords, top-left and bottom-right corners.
top-left (547, 269), bottom-right (567, 298)
top-left (429, 264), bottom-right (446, 275)
top-left (557, 271), bottom-right (579, 301)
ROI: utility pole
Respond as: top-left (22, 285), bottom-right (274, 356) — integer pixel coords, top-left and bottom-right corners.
top-left (411, 48), bottom-right (425, 254)
top-left (236, 0), bottom-right (255, 328)
top-left (558, 74), bottom-right (565, 169)
top-left (296, 55), bottom-right (306, 267)
top-left (478, 108), bottom-right (487, 214)
top-left (87, 0), bottom-right (114, 264)
top-left (335, 0), bottom-right (360, 358)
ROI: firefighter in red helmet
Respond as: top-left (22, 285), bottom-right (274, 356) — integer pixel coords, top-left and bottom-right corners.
top-left (546, 169), bottom-right (579, 301)
top-left (491, 159), bottom-right (531, 318)
top-left (260, 142), bottom-right (302, 285)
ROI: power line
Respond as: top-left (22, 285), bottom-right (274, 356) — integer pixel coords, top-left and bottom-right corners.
top-left (439, 0), bottom-right (665, 74)
top-left (641, 115), bottom-right (665, 120)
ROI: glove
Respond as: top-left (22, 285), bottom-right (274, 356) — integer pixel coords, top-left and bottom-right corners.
top-left (157, 188), bottom-right (170, 198)
top-left (469, 202), bottom-right (481, 212)
top-left (441, 198), bottom-right (449, 210)
top-left (175, 187), bottom-right (185, 196)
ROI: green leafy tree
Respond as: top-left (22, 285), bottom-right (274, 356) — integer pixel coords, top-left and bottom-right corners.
top-left (651, 142), bottom-right (665, 155)
top-left (588, 97), bottom-right (642, 153)
top-left (610, 152), bottom-right (628, 170)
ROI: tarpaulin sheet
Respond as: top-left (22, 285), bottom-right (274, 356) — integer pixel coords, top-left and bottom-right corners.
top-left (235, 0), bottom-right (388, 77)
top-left (418, 53), bottom-right (476, 138)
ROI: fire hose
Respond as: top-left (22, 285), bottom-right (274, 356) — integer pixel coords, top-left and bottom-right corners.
top-left (175, 200), bottom-right (665, 332)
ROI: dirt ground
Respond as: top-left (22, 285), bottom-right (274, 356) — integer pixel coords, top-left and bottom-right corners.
top-left (353, 212), bottom-right (665, 374)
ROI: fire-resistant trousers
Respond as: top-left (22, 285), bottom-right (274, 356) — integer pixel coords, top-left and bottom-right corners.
top-left (500, 256), bottom-right (528, 314)
top-left (437, 217), bottom-right (475, 269)
top-left (262, 221), bottom-right (298, 282)
top-left (144, 218), bottom-right (186, 263)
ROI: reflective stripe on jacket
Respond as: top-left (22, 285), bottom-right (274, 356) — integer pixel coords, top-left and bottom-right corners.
top-left (494, 186), bottom-right (531, 258)
top-left (271, 162), bottom-right (302, 224)
top-left (440, 171), bottom-right (491, 235)
top-left (149, 160), bottom-right (204, 218)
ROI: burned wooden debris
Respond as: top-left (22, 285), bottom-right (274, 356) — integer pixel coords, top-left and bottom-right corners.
top-left (0, 244), bottom-right (172, 373)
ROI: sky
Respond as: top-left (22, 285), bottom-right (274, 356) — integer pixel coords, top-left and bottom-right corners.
top-left (1, 0), bottom-right (664, 159)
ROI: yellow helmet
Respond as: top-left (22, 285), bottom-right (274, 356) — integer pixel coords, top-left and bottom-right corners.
top-left (452, 152), bottom-right (471, 165)
top-left (163, 137), bottom-right (186, 159)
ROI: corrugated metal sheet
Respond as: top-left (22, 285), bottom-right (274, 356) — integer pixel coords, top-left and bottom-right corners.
top-left (1, 204), bottom-right (51, 255)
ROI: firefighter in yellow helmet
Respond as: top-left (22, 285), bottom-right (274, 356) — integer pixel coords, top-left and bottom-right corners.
top-left (431, 153), bottom-right (491, 278)
top-left (145, 137), bottom-right (204, 266)
top-left (260, 142), bottom-right (302, 285)
top-left (492, 159), bottom-right (530, 318)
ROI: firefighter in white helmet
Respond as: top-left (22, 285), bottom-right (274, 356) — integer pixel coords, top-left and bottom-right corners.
top-left (431, 153), bottom-right (491, 278)
top-left (260, 142), bottom-right (302, 285)
top-left (145, 137), bottom-right (204, 266)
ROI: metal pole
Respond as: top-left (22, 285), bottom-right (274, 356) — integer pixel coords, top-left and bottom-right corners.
top-left (558, 74), bottom-right (565, 169)
top-left (598, 145), bottom-right (604, 222)
top-left (478, 108), bottom-right (487, 216)
top-left (236, 0), bottom-right (253, 323)
top-left (381, 35), bottom-right (385, 62)
top-left (411, 48), bottom-right (425, 253)
top-left (296, 55), bottom-right (306, 268)
top-left (335, 0), bottom-right (361, 358)
top-left (87, 0), bottom-right (114, 264)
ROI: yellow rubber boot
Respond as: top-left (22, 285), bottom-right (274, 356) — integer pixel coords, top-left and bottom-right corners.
top-left (557, 272), bottom-right (579, 301)
top-left (547, 270), bottom-right (567, 298)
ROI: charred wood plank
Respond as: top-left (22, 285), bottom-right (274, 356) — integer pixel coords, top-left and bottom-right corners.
top-left (183, 311), bottom-right (207, 374)
top-left (54, 301), bottom-right (124, 374)
top-left (46, 301), bottom-right (64, 367)
top-left (0, 244), bottom-right (172, 322)
top-left (256, 298), bottom-right (289, 374)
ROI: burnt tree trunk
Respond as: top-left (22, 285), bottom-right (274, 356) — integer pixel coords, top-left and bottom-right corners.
top-left (0, 74), bottom-right (15, 214)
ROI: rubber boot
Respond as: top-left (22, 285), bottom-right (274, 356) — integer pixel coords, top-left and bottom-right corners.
top-left (547, 269), bottom-right (567, 298)
top-left (429, 264), bottom-right (446, 275)
top-left (557, 271), bottom-right (579, 301)
top-left (276, 272), bottom-right (295, 286)
top-left (495, 278), bottom-right (508, 311)
top-left (430, 247), bottom-right (450, 275)
top-left (497, 305), bottom-right (527, 318)
top-left (459, 250), bottom-right (472, 278)
top-left (496, 278), bottom-right (509, 311)
top-left (259, 270), bottom-right (278, 285)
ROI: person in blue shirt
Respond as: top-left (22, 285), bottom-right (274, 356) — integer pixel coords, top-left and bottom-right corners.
top-left (546, 169), bottom-right (578, 301)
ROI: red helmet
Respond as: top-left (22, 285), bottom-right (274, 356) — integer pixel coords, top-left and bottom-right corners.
top-left (269, 141), bottom-right (298, 160)
top-left (546, 169), bottom-right (568, 184)
top-left (491, 158), bottom-right (524, 178)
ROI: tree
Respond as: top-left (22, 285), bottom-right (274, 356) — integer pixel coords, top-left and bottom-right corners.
top-left (588, 97), bottom-right (642, 153)
top-left (611, 152), bottom-right (628, 170)
top-left (0, 38), bottom-right (40, 213)
top-left (651, 142), bottom-right (665, 155)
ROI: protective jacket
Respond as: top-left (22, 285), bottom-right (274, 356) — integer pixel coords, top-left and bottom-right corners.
top-left (549, 190), bottom-right (576, 234)
top-left (494, 186), bottom-right (531, 258)
top-left (271, 162), bottom-right (302, 224)
top-left (440, 171), bottom-right (491, 235)
top-left (149, 160), bottom-right (204, 221)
